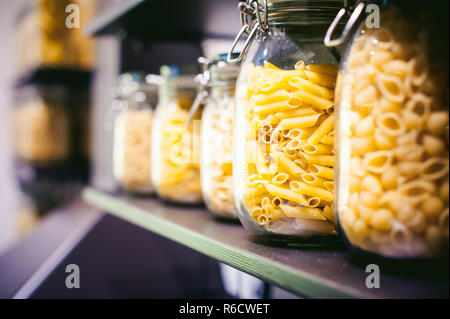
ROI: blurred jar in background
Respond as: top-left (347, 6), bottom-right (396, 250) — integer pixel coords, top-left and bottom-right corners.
top-left (151, 65), bottom-right (203, 204)
top-left (200, 54), bottom-right (240, 219)
top-left (112, 73), bottom-right (160, 195)
top-left (16, 0), bottom-right (95, 75)
top-left (12, 84), bottom-right (90, 215)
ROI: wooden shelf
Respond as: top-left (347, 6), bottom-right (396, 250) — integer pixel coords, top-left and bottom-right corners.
top-left (86, 0), bottom-right (240, 40)
top-left (0, 199), bottom-right (102, 298)
top-left (82, 187), bottom-right (449, 299)
top-left (14, 67), bottom-right (92, 89)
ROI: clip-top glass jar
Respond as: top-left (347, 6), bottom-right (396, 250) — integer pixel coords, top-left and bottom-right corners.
top-left (112, 73), bottom-right (159, 195)
top-left (151, 65), bottom-right (203, 204)
top-left (13, 84), bottom-right (90, 214)
top-left (327, 1), bottom-right (449, 258)
top-left (199, 54), bottom-right (240, 218)
top-left (230, 0), bottom-right (347, 238)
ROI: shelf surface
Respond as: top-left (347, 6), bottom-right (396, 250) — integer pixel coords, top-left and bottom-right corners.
top-left (86, 0), bottom-right (240, 39)
top-left (82, 188), bottom-right (448, 299)
top-left (0, 199), bottom-right (102, 298)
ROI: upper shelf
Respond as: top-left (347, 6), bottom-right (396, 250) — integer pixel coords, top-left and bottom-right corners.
top-left (14, 67), bottom-right (92, 90)
top-left (86, 0), bottom-right (241, 40)
top-left (82, 187), bottom-right (449, 299)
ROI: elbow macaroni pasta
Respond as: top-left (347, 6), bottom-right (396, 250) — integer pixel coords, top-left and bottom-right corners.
top-left (113, 109), bottom-right (153, 194)
top-left (336, 7), bottom-right (449, 258)
top-left (236, 61), bottom-right (338, 236)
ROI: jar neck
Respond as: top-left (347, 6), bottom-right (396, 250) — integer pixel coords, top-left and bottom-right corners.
top-left (266, 0), bottom-right (345, 26)
top-left (160, 84), bottom-right (196, 106)
top-left (210, 82), bottom-right (236, 99)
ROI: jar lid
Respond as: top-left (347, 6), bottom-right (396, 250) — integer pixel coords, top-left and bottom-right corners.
top-left (266, 0), bottom-right (355, 25)
top-left (210, 53), bottom-right (241, 83)
top-left (113, 72), bottom-right (159, 98)
top-left (160, 64), bottom-right (198, 89)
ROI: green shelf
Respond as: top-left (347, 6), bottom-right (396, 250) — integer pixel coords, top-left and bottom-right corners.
top-left (82, 187), bottom-right (448, 299)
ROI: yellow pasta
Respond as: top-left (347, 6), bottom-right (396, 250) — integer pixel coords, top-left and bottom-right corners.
top-left (308, 164), bottom-right (334, 180)
top-left (306, 64), bottom-right (339, 76)
top-left (307, 114), bottom-right (335, 144)
top-left (275, 114), bottom-right (321, 130)
top-left (152, 95), bottom-right (202, 204)
top-left (237, 60), bottom-right (338, 235)
top-left (271, 151), bottom-right (303, 177)
top-left (289, 77), bottom-right (335, 99)
top-left (289, 181), bottom-right (334, 202)
top-left (304, 70), bottom-right (336, 89)
top-left (279, 204), bottom-right (327, 220)
top-left (336, 6), bottom-right (449, 257)
top-left (293, 91), bottom-right (334, 109)
top-left (265, 183), bottom-right (308, 205)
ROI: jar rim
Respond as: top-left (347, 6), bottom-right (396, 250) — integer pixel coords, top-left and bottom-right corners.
top-left (265, 0), bottom-right (353, 25)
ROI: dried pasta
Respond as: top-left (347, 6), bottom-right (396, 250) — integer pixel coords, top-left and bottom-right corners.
top-left (336, 7), bottom-right (449, 257)
top-left (201, 98), bottom-right (237, 217)
top-left (151, 96), bottom-right (202, 203)
top-left (113, 109), bottom-right (153, 193)
top-left (236, 60), bottom-right (338, 236)
top-left (13, 101), bottom-right (69, 163)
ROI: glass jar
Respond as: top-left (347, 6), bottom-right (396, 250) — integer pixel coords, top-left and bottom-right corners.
top-left (15, 0), bottom-right (95, 75)
top-left (112, 73), bottom-right (159, 195)
top-left (200, 54), bottom-right (240, 218)
top-left (328, 1), bottom-right (449, 258)
top-left (151, 65), bottom-right (203, 204)
top-left (13, 84), bottom-right (90, 214)
top-left (230, 0), bottom-right (346, 238)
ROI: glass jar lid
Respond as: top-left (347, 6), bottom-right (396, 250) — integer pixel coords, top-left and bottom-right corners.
top-left (160, 64), bottom-right (199, 89)
top-left (265, 0), bottom-right (355, 25)
top-left (113, 72), bottom-right (159, 98)
top-left (209, 53), bottom-right (241, 85)
top-left (112, 72), bottom-right (159, 109)
top-left (228, 0), bottom-right (355, 63)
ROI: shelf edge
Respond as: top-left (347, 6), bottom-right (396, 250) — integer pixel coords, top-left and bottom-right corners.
top-left (82, 187), bottom-right (367, 299)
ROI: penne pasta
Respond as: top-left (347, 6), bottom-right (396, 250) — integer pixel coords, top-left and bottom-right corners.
top-left (238, 61), bottom-right (338, 236)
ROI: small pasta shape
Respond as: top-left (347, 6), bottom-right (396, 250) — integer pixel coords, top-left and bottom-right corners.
top-left (420, 157), bottom-right (449, 181)
top-left (376, 73), bottom-right (406, 103)
top-left (271, 173), bottom-right (289, 185)
top-left (376, 112), bottom-right (406, 136)
top-left (362, 150), bottom-right (394, 174)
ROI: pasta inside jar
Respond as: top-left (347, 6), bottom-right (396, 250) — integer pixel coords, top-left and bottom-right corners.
top-left (152, 68), bottom-right (202, 204)
top-left (335, 5), bottom-right (449, 258)
top-left (112, 73), bottom-right (158, 194)
top-left (113, 109), bottom-right (153, 194)
top-left (201, 57), bottom-right (240, 218)
top-left (13, 94), bottom-right (69, 164)
top-left (235, 61), bottom-right (339, 237)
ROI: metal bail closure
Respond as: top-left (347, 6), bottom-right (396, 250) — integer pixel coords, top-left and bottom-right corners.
top-left (324, 1), bottom-right (365, 47)
top-left (186, 57), bottom-right (210, 126)
top-left (228, 23), bottom-right (259, 64)
top-left (227, 0), bottom-right (268, 64)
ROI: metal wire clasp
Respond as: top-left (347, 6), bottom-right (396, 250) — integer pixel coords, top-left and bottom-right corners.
top-left (227, 0), bottom-right (268, 64)
top-left (324, 1), bottom-right (366, 47)
top-left (186, 57), bottom-right (210, 126)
